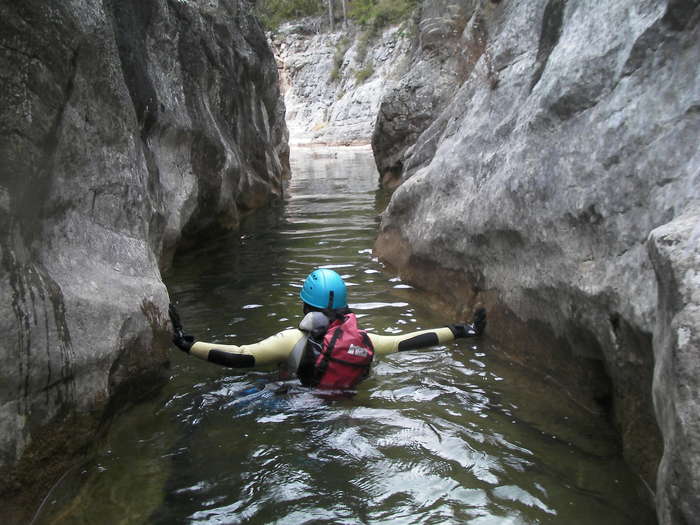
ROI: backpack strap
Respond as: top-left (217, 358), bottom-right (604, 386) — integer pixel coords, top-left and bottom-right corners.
top-left (297, 336), bottom-right (323, 387)
top-left (315, 323), bottom-right (343, 381)
top-left (289, 311), bottom-right (330, 373)
top-left (321, 353), bottom-right (373, 368)
top-left (360, 331), bottom-right (374, 351)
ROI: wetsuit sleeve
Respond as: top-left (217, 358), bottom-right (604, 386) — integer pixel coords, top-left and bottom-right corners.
top-left (188, 329), bottom-right (303, 369)
top-left (368, 327), bottom-right (456, 356)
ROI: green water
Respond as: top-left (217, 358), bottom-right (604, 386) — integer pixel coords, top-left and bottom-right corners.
top-left (35, 147), bottom-right (655, 524)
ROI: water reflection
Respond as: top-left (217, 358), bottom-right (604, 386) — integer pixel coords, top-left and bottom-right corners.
top-left (35, 146), bottom-right (654, 525)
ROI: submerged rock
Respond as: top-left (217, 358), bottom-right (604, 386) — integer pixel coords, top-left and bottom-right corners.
top-left (374, 0), bottom-right (699, 520)
top-left (0, 0), bottom-right (288, 519)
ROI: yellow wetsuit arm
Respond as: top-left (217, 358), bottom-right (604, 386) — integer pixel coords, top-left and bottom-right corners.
top-left (188, 329), bottom-right (303, 369)
top-left (187, 326), bottom-right (457, 367)
top-left (368, 327), bottom-right (456, 356)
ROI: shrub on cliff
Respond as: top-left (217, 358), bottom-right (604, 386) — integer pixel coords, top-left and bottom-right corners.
top-left (349, 0), bottom-right (416, 29)
top-left (354, 25), bottom-right (376, 64)
top-left (258, 0), bottom-right (416, 32)
top-left (330, 37), bottom-right (351, 81)
top-left (257, 0), bottom-right (324, 30)
top-left (354, 64), bottom-right (374, 83)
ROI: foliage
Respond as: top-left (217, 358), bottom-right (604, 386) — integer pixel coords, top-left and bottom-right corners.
top-left (348, 0), bottom-right (416, 29)
top-left (347, 0), bottom-right (375, 25)
top-left (330, 37), bottom-right (351, 82)
top-left (354, 65), bottom-right (374, 83)
top-left (256, 0), bottom-right (324, 31)
top-left (257, 0), bottom-right (417, 32)
top-left (354, 26), bottom-right (375, 65)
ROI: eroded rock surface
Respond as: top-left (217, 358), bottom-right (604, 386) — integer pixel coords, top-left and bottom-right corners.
top-left (271, 2), bottom-right (481, 149)
top-left (372, 0), bottom-right (480, 187)
top-left (374, 0), bottom-right (699, 519)
top-left (271, 19), bottom-right (411, 145)
top-left (0, 0), bottom-right (288, 518)
top-left (649, 210), bottom-right (700, 525)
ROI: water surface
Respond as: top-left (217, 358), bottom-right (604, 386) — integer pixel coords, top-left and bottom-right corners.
top-left (35, 147), bottom-right (655, 524)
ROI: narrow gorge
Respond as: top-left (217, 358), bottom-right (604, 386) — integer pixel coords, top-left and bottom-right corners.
top-left (0, 0), bottom-right (698, 523)
top-left (274, 1), bottom-right (699, 522)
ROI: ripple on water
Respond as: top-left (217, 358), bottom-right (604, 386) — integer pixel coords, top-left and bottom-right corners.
top-left (33, 147), bottom-right (656, 525)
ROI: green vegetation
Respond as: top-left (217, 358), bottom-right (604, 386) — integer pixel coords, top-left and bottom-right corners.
top-left (354, 26), bottom-right (375, 65)
top-left (257, 0), bottom-right (416, 32)
top-left (354, 65), bottom-right (374, 83)
top-left (256, 0), bottom-right (324, 31)
top-left (348, 0), bottom-right (417, 29)
top-left (330, 37), bottom-right (351, 82)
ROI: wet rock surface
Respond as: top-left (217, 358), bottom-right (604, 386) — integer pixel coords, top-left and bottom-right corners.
top-left (0, 0), bottom-right (288, 519)
top-left (374, 0), bottom-right (699, 520)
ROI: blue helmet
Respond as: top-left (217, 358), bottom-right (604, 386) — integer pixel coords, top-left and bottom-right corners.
top-left (300, 268), bottom-right (348, 309)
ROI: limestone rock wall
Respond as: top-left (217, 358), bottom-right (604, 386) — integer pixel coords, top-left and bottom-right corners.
top-left (271, 19), bottom-right (411, 145)
top-left (372, 0), bottom-right (480, 187)
top-left (0, 0), bottom-right (288, 515)
top-left (648, 209), bottom-right (700, 525)
top-left (373, 0), bottom-right (699, 521)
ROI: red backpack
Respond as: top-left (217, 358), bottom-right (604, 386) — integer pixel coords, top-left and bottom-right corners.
top-left (299, 313), bottom-right (374, 389)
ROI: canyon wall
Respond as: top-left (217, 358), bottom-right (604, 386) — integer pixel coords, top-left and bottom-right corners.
top-left (0, 0), bottom-right (288, 518)
top-left (271, 19), bottom-right (411, 145)
top-left (373, 0), bottom-right (699, 522)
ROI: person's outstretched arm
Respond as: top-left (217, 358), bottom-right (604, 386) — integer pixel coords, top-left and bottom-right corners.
top-left (169, 304), bottom-right (301, 369)
top-left (369, 308), bottom-right (487, 356)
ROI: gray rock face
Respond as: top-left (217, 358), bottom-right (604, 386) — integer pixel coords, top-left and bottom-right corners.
top-left (374, 0), bottom-right (699, 519)
top-left (271, 19), bottom-right (411, 145)
top-left (372, 0), bottom-right (480, 187)
top-left (0, 0), bottom-right (288, 516)
top-left (648, 209), bottom-right (700, 525)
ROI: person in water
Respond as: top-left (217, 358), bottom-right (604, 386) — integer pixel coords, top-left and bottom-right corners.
top-left (169, 268), bottom-right (487, 389)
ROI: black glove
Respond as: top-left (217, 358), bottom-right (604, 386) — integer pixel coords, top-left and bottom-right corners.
top-left (448, 308), bottom-right (487, 338)
top-left (169, 303), bottom-right (194, 353)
